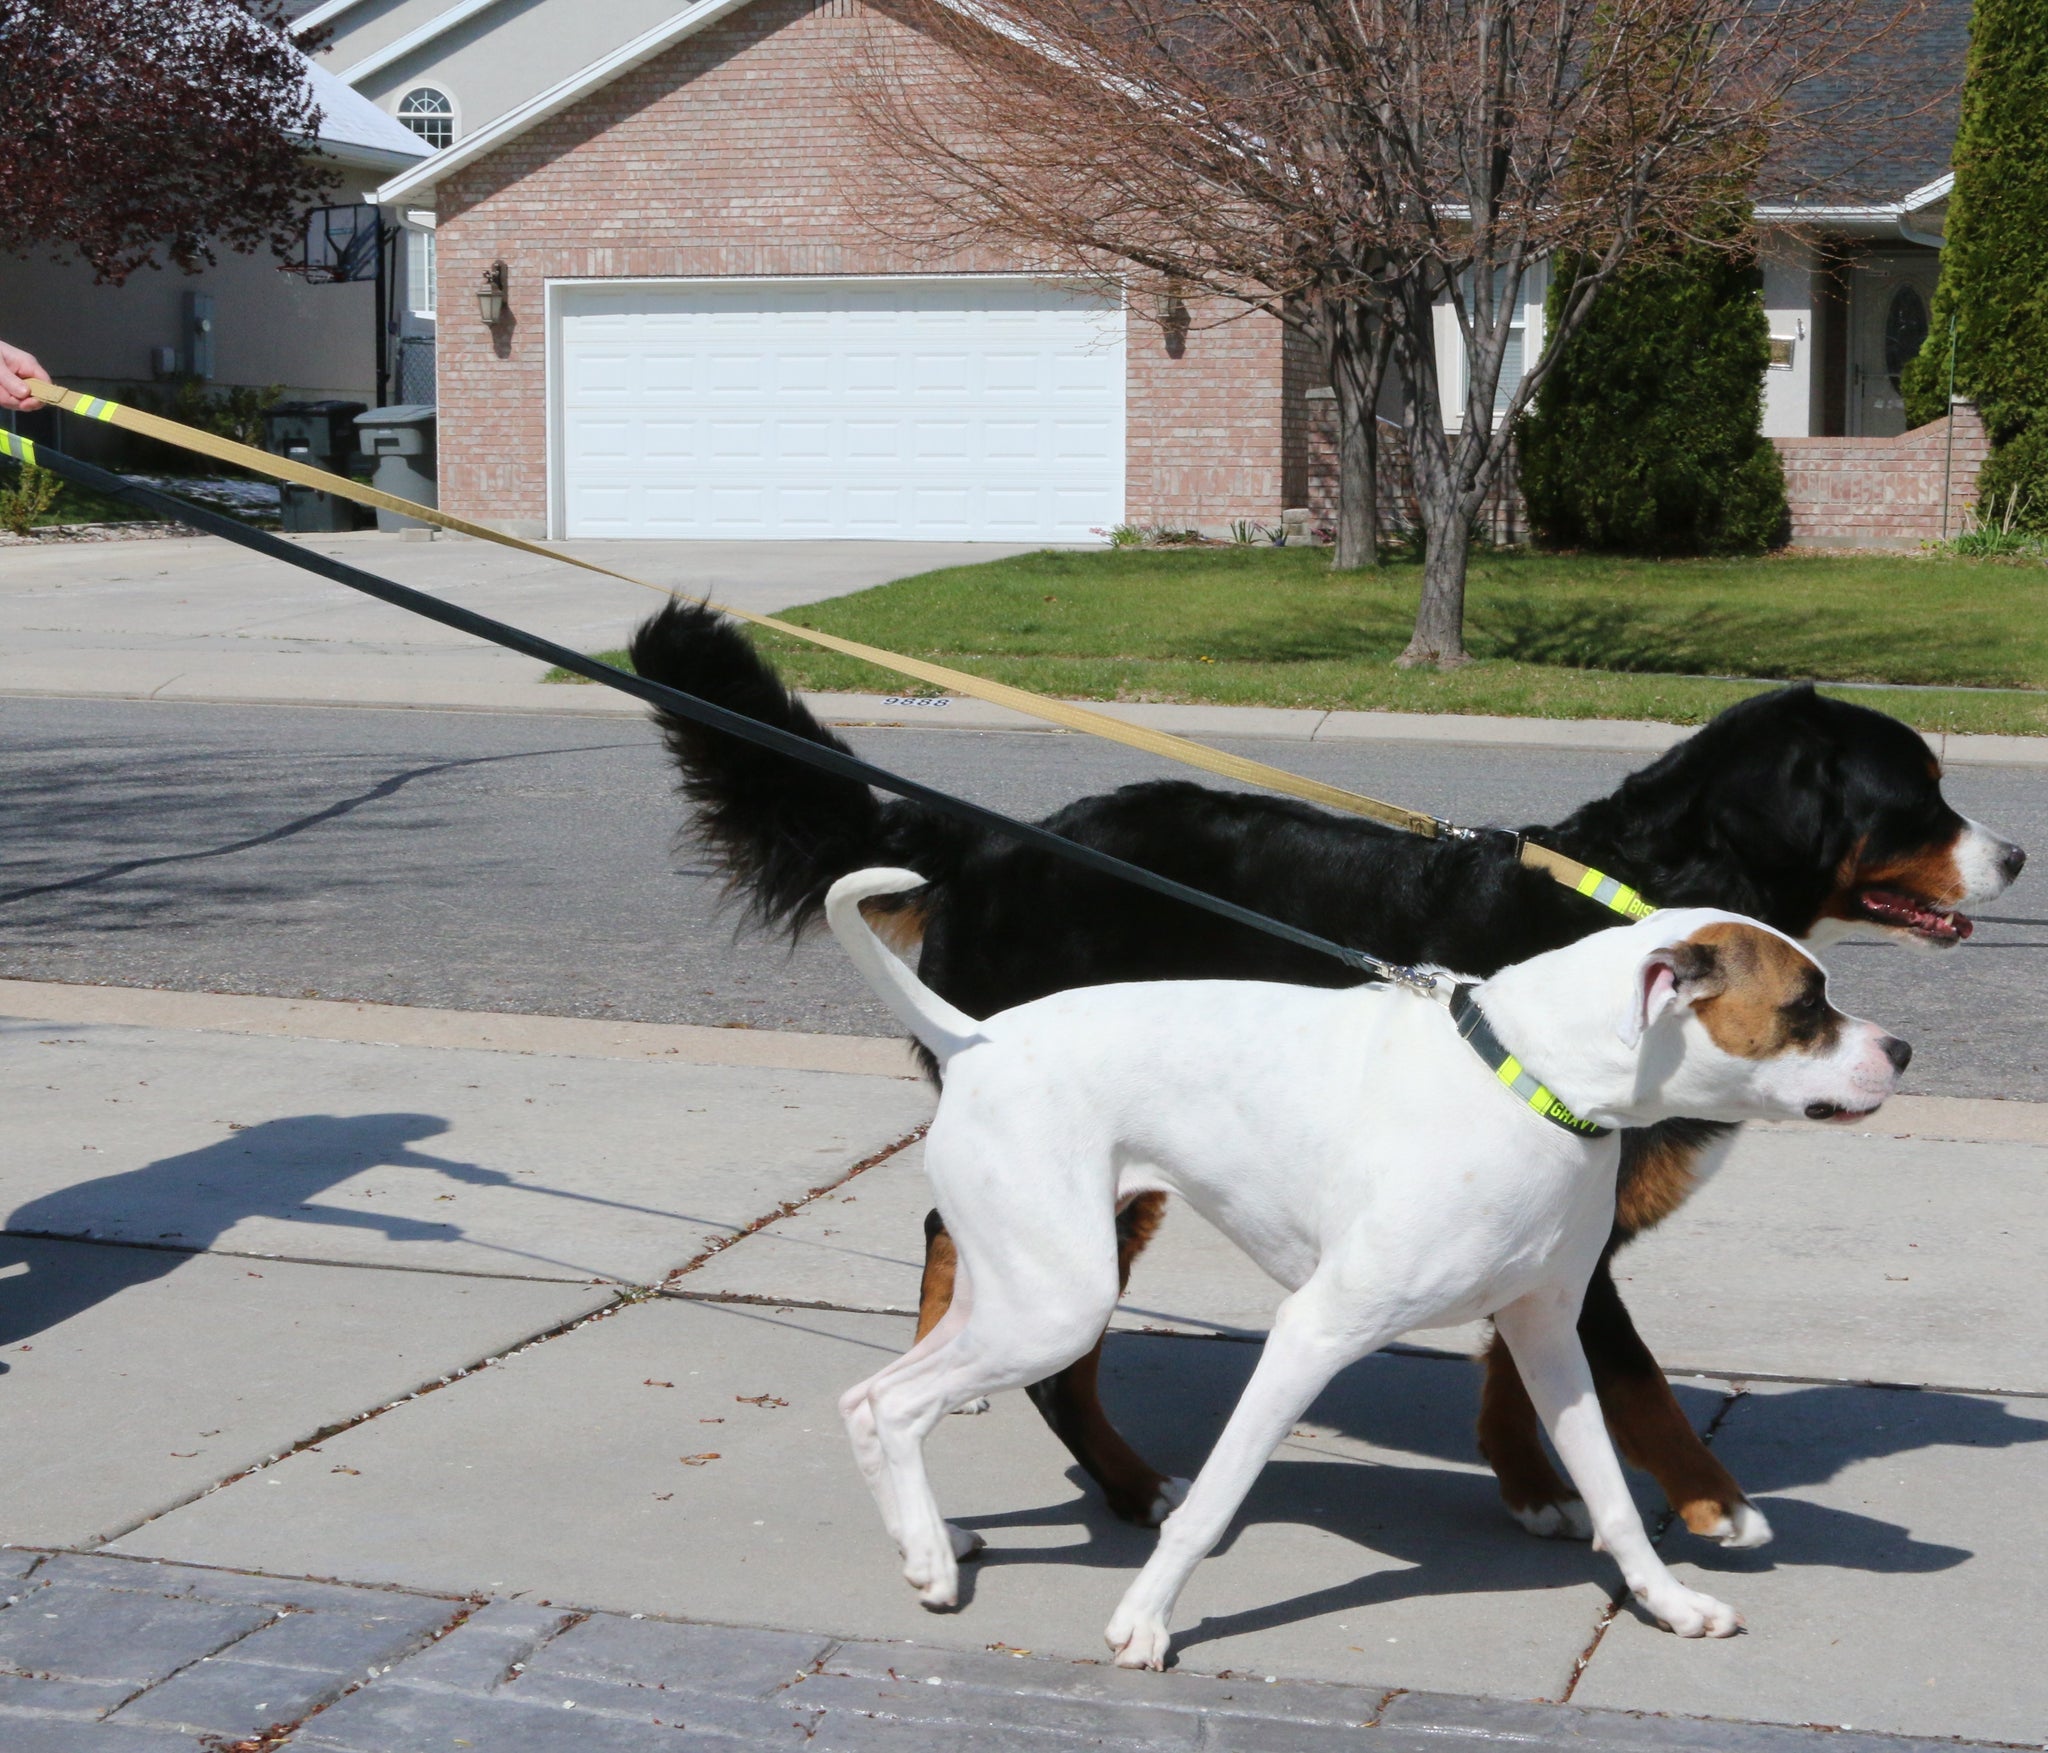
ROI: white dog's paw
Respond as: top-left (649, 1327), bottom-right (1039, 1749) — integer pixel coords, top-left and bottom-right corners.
top-left (903, 1535), bottom-right (962, 1611)
top-left (1701, 1501), bottom-right (1773, 1549)
top-left (905, 1556), bottom-right (960, 1611)
top-left (1104, 1608), bottom-right (1171, 1670)
top-left (1512, 1496), bottom-right (1594, 1541)
top-left (1638, 1580), bottom-right (1742, 1639)
top-left (949, 1396), bottom-right (992, 1416)
top-left (947, 1522), bottom-right (986, 1562)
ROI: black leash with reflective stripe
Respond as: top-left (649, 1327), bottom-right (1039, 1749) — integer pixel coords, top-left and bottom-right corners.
top-left (3, 432), bottom-right (1446, 992)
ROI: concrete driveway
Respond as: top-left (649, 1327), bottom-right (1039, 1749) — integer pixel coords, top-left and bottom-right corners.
top-left (0, 530), bottom-right (1045, 710)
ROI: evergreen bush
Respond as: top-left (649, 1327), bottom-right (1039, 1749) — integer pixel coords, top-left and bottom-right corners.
top-left (1521, 237), bottom-right (1786, 555)
top-left (1901, 0), bottom-right (2048, 530)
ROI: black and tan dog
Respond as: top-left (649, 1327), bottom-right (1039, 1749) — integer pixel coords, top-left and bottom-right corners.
top-left (629, 598), bottom-right (2025, 1547)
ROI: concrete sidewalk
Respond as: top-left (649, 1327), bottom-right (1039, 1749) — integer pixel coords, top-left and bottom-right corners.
top-left (2, 977), bottom-right (2043, 1748)
top-left (5, 528), bottom-right (2042, 766)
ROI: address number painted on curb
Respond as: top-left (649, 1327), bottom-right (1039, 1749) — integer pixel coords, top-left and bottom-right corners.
top-left (882, 697), bottom-right (952, 707)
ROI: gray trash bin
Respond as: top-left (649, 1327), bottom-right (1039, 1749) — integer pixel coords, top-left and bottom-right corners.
top-left (355, 405), bottom-right (438, 531)
top-left (264, 400), bottom-right (368, 533)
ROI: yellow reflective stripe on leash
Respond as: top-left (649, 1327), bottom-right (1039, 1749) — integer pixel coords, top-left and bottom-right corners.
top-left (0, 430), bottom-right (36, 464)
top-left (20, 377), bottom-right (1659, 916)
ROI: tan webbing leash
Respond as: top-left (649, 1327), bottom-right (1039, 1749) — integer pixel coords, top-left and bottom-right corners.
top-left (21, 379), bottom-right (1653, 915)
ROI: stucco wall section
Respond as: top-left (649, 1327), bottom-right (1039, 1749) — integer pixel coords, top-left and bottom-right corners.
top-left (432, 0), bottom-right (1285, 534)
top-left (1774, 403), bottom-right (1988, 548)
top-left (0, 165), bottom-right (386, 406)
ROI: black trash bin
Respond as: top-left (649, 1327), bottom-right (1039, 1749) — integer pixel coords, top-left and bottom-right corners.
top-left (264, 400), bottom-right (369, 533)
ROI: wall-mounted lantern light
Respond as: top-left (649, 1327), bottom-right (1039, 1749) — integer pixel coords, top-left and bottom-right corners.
top-left (1157, 291), bottom-right (1190, 357)
top-left (476, 260), bottom-right (509, 326)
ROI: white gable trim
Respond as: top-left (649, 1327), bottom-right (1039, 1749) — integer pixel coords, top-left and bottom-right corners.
top-left (292, 0), bottom-right (377, 36)
top-left (1901, 172), bottom-right (1954, 214)
top-left (340, 0), bottom-right (506, 83)
top-left (376, 0), bottom-right (762, 202)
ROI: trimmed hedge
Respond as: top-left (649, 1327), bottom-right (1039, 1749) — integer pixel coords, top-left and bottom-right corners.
top-left (1901, 0), bottom-right (2048, 530)
top-left (1521, 239), bottom-right (1787, 555)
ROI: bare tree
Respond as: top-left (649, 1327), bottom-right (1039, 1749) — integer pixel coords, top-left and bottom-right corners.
top-left (845, 0), bottom-right (1926, 661)
top-left (845, 1), bottom-right (1429, 569)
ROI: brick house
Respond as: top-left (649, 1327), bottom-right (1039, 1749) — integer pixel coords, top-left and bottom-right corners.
top-left (373, 0), bottom-right (1317, 541)
top-left (377, 0), bottom-right (1978, 545)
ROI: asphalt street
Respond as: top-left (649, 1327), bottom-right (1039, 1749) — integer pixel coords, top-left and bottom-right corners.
top-left (2, 694), bottom-right (2042, 1099)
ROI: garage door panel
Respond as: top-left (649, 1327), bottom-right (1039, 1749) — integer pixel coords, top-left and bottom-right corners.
top-left (567, 418), bottom-right (632, 461)
top-left (778, 420), bottom-right (833, 461)
top-left (912, 421), bottom-right (973, 462)
top-left (843, 420), bottom-right (901, 463)
top-left (558, 278), bottom-right (1124, 539)
top-left (778, 352), bottom-right (834, 394)
top-left (776, 487), bottom-right (836, 531)
top-left (1054, 419), bottom-right (1116, 462)
top-left (642, 422), bottom-right (696, 463)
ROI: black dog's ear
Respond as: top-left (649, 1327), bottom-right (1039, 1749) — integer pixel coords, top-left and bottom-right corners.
top-left (1620, 938), bottom-right (1724, 1046)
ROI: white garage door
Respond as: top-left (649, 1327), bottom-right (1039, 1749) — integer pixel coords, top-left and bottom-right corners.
top-left (553, 277), bottom-right (1125, 540)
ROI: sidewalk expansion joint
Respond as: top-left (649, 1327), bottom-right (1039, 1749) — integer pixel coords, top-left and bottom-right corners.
top-left (0, 1226), bottom-right (604, 1289)
top-left (660, 1121), bottom-right (931, 1286)
top-left (105, 1600), bottom-right (291, 1727)
top-left (93, 1291), bottom-right (640, 1552)
top-left (1558, 1379), bottom-right (1749, 1704)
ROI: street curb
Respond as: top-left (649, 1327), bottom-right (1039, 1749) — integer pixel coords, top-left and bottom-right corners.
top-left (3, 1552), bottom-right (2018, 1753)
top-left (0, 979), bottom-right (924, 1080)
top-left (3, 979), bottom-right (2039, 1143)
top-left (798, 691), bottom-right (2048, 768)
top-left (9, 681), bottom-right (2040, 766)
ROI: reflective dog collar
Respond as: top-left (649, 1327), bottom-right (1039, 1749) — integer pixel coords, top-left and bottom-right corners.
top-left (1449, 983), bottom-right (1612, 1139)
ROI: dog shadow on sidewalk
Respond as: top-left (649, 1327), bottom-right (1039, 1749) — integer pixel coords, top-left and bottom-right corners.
top-left (0, 1112), bottom-right (502, 1361)
top-left (947, 1336), bottom-right (2042, 1636)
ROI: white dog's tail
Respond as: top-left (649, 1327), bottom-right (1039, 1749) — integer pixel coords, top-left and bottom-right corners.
top-left (824, 869), bottom-right (983, 1062)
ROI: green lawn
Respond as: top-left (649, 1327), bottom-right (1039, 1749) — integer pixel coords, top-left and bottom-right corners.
top-left (556, 545), bottom-right (2048, 736)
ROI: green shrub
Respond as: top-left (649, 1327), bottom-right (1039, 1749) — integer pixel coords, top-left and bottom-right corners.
top-left (1975, 425), bottom-right (2048, 536)
top-left (0, 459), bottom-right (64, 535)
top-left (1521, 235), bottom-right (1787, 555)
top-left (1901, 0), bottom-right (2048, 529)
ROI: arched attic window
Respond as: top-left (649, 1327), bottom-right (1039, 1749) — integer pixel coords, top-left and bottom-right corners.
top-left (396, 86), bottom-right (455, 150)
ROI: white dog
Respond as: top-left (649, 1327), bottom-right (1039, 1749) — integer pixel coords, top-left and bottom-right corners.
top-left (824, 869), bottom-right (1909, 1667)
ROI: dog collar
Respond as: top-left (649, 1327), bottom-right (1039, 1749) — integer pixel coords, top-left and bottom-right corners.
top-left (1449, 984), bottom-right (1613, 1139)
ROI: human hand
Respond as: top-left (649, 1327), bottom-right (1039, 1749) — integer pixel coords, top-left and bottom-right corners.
top-left (0, 341), bottom-right (49, 412)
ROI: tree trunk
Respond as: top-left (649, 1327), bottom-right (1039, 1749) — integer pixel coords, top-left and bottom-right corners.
top-left (1392, 273), bottom-right (1487, 669)
top-left (1399, 507), bottom-right (1472, 667)
top-left (1320, 301), bottom-right (1394, 571)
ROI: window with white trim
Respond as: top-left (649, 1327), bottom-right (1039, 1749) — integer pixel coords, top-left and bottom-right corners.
top-left (396, 86), bottom-right (454, 149)
top-left (406, 227), bottom-right (437, 318)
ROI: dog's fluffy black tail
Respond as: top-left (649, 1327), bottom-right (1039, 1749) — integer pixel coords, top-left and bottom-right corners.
top-left (627, 598), bottom-right (971, 937)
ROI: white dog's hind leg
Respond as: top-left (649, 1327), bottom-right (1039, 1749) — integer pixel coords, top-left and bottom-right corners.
top-left (1105, 1281), bottom-right (1382, 1671)
top-left (841, 1270), bottom-right (980, 1560)
top-left (1494, 1290), bottom-right (1741, 1639)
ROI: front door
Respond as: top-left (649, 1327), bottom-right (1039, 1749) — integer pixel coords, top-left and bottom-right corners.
top-left (1847, 252), bottom-right (1940, 437)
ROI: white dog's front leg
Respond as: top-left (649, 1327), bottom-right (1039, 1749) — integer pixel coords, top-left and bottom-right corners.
top-left (1105, 1288), bottom-right (1364, 1670)
top-left (1494, 1289), bottom-right (1741, 1639)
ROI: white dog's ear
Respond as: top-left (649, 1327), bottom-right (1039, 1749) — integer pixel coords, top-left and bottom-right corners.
top-left (1619, 941), bottom-right (1722, 1047)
